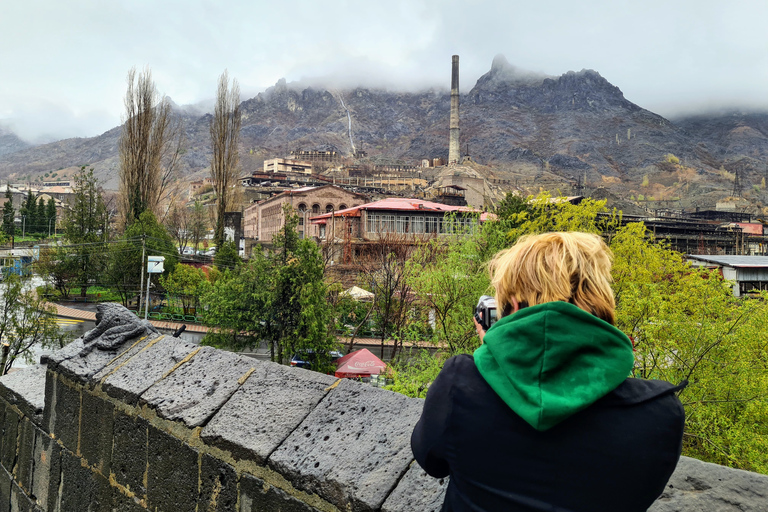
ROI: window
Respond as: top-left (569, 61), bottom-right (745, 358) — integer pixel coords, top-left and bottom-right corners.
top-left (326, 204), bottom-right (334, 213)
top-left (396, 216), bottom-right (410, 233)
top-left (425, 216), bottom-right (438, 234)
top-left (312, 203), bottom-right (320, 214)
top-left (319, 225), bottom-right (326, 238)
top-left (411, 216), bottom-right (425, 234)
top-left (339, 204), bottom-right (347, 210)
top-left (298, 203), bottom-right (307, 212)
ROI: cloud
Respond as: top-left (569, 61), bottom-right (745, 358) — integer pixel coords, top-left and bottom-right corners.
top-left (3, 0), bottom-right (768, 141)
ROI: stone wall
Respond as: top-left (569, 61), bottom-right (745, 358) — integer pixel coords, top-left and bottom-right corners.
top-left (0, 308), bottom-right (766, 511)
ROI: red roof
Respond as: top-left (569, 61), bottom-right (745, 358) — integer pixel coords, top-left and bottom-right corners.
top-left (309, 197), bottom-right (478, 222)
top-left (334, 348), bottom-right (387, 378)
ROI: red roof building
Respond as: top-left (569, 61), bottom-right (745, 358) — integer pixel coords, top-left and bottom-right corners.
top-left (309, 197), bottom-right (490, 263)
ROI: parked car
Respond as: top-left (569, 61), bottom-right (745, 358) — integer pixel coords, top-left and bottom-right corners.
top-left (289, 350), bottom-right (344, 369)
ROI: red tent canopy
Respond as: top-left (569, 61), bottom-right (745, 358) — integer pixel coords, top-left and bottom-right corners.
top-left (334, 349), bottom-right (387, 378)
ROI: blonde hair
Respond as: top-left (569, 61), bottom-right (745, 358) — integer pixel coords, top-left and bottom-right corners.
top-left (489, 232), bottom-right (616, 324)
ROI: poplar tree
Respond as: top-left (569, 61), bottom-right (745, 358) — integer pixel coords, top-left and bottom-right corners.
top-left (118, 67), bottom-right (183, 225)
top-left (210, 70), bottom-right (241, 248)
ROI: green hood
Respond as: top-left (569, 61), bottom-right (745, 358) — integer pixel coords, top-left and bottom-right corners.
top-left (473, 301), bottom-right (634, 431)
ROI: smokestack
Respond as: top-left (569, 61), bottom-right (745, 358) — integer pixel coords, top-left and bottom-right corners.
top-left (449, 55), bottom-right (460, 164)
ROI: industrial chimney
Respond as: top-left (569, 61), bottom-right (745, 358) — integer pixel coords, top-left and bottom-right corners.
top-left (448, 55), bottom-right (460, 164)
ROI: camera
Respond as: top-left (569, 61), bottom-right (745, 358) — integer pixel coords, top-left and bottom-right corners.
top-left (474, 295), bottom-right (498, 332)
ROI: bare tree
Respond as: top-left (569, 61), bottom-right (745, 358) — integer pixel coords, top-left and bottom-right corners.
top-left (190, 199), bottom-right (208, 253)
top-left (165, 198), bottom-right (191, 254)
top-left (118, 67), bottom-right (183, 226)
top-left (210, 70), bottom-right (241, 248)
top-left (355, 232), bottom-right (416, 360)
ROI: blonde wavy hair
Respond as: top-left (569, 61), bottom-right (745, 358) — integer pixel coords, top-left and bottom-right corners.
top-left (489, 232), bottom-right (616, 324)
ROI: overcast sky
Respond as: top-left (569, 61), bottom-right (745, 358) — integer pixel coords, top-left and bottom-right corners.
top-left (3, 0), bottom-right (768, 143)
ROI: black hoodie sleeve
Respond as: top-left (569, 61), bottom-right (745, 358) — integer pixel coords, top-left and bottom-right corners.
top-left (411, 356), bottom-right (462, 478)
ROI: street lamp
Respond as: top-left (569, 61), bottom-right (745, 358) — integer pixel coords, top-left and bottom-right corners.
top-left (21, 215), bottom-right (26, 239)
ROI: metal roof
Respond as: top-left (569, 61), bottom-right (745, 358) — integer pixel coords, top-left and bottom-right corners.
top-left (687, 255), bottom-right (768, 268)
top-left (309, 197), bottom-right (478, 221)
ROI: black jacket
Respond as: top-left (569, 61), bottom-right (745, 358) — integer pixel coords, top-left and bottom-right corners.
top-left (411, 355), bottom-right (685, 512)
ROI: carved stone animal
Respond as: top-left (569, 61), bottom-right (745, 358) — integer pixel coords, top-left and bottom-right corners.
top-left (82, 303), bottom-right (159, 350)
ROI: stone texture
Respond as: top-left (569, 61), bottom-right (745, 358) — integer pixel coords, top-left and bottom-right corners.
top-left (0, 402), bottom-right (19, 472)
top-left (0, 365), bottom-right (46, 428)
top-left (30, 428), bottom-right (61, 512)
top-left (14, 418), bottom-right (35, 494)
top-left (0, 465), bottom-right (11, 512)
top-left (198, 454), bottom-right (238, 512)
top-left (202, 362), bottom-right (336, 464)
top-left (141, 347), bottom-right (256, 428)
top-left (238, 473), bottom-right (316, 512)
top-left (79, 390), bottom-right (113, 474)
top-left (649, 455), bottom-right (768, 512)
top-left (146, 425), bottom-right (199, 512)
top-left (91, 333), bottom-right (158, 384)
top-left (59, 448), bottom-right (112, 512)
top-left (268, 379), bottom-right (424, 511)
top-left (381, 462), bottom-right (448, 512)
top-left (44, 335), bottom-right (155, 386)
top-left (111, 410), bottom-right (148, 498)
top-left (8, 480), bottom-right (35, 512)
top-left (101, 336), bottom-right (198, 405)
top-left (47, 376), bottom-right (80, 452)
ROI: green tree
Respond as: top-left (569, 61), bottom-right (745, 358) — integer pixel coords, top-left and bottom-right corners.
top-left (36, 196), bottom-right (46, 235)
top-left (0, 273), bottom-right (70, 375)
top-left (201, 205), bottom-right (336, 367)
top-left (36, 246), bottom-right (79, 299)
top-left (2, 185), bottom-right (15, 239)
top-left (103, 211), bottom-right (178, 307)
top-left (611, 223), bottom-right (768, 474)
top-left (46, 197), bottom-right (57, 236)
top-left (19, 189), bottom-right (35, 236)
top-left (160, 264), bottom-right (206, 316)
top-left (213, 239), bottom-right (241, 270)
top-left (494, 192), bottom-right (530, 224)
top-left (62, 167), bottom-right (108, 298)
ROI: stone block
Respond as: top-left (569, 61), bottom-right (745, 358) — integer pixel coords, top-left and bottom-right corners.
top-left (141, 347), bottom-right (256, 428)
top-left (14, 418), bottom-right (35, 494)
top-left (650, 455), bottom-right (768, 512)
top-left (268, 379), bottom-right (424, 511)
top-left (197, 454), bottom-right (237, 512)
top-left (238, 472), bottom-right (315, 512)
top-left (59, 448), bottom-right (112, 512)
top-left (91, 333), bottom-right (157, 384)
top-left (145, 425), bottom-right (199, 512)
top-left (381, 462), bottom-right (448, 512)
top-left (101, 337), bottom-right (198, 405)
top-left (0, 403), bottom-right (19, 472)
top-left (41, 371), bottom-right (55, 437)
top-left (0, 365), bottom-right (46, 428)
top-left (111, 410), bottom-right (148, 497)
top-left (0, 465), bottom-right (11, 512)
top-left (9, 480), bottom-right (35, 512)
top-left (201, 363), bottom-right (336, 464)
top-left (79, 391), bottom-right (113, 474)
top-left (30, 428), bottom-right (61, 512)
top-left (49, 377), bottom-right (80, 453)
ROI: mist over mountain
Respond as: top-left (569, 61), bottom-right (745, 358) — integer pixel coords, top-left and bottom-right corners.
top-left (2, 56), bottom-right (767, 208)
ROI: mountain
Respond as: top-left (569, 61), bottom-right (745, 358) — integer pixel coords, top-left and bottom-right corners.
top-left (1, 57), bottom-right (766, 208)
top-left (0, 126), bottom-right (31, 157)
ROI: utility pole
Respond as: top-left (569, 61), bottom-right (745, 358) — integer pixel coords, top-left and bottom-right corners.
top-left (138, 235), bottom-right (146, 313)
